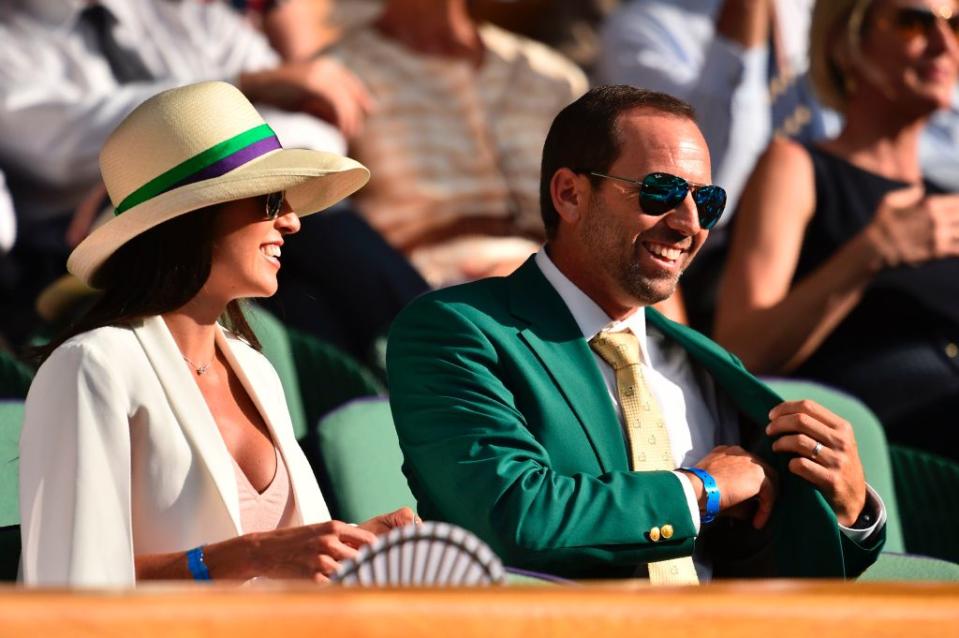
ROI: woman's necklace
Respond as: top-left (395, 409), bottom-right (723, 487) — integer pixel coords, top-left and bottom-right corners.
top-left (182, 354), bottom-right (211, 376)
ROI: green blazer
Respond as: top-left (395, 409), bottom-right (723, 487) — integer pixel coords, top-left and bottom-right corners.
top-left (387, 257), bottom-right (883, 579)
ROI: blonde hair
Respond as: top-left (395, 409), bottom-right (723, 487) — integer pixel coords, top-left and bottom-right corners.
top-left (809, 0), bottom-right (875, 113)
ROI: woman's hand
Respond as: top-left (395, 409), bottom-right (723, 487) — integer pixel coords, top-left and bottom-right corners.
top-left (356, 507), bottom-right (420, 536)
top-left (243, 520), bottom-right (378, 582)
top-left (867, 187), bottom-right (959, 267)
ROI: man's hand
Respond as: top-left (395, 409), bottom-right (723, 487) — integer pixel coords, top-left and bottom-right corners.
top-left (356, 507), bottom-right (420, 536)
top-left (767, 400), bottom-right (867, 526)
top-left (239, 57), bottom-right (374, 139)
top-left (684, 445), bottom-right (778, 529)
top-left (66, 181), bottom-right (109, 247)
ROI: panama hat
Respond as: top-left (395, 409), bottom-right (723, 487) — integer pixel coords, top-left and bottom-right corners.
top-left (67, 81), bottom-right (370, 286)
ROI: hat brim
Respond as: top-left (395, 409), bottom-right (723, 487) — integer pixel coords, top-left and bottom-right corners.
top-left (67, 148), bottom-right (370, 286)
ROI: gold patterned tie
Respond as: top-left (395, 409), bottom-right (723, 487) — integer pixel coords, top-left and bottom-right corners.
top-left (590, 330), bottom-right (699, 585)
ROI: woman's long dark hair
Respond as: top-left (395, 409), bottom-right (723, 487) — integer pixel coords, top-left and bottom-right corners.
top-left (36, 204), bottom-right (260, 363)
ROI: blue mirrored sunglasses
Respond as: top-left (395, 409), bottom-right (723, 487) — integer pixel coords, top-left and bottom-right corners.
top-left (589, 171), bottom-right (727, 230)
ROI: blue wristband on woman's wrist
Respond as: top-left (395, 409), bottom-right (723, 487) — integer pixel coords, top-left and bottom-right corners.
top-left (680, 467), bottom-right (720, 525)
top-left (186, 545), bottom-right (211, 581)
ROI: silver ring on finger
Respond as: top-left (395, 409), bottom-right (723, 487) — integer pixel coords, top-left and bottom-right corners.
top-left (810, 440), bottom-right (824, 460)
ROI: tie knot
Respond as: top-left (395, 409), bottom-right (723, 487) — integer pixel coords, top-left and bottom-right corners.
top-left (589, 331), bottom-right (641, 370)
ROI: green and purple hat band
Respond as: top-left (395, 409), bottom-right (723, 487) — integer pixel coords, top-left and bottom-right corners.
top-left (113, 123), bottom-right (281, 216)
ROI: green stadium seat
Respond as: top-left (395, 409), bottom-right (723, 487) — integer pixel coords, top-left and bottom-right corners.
top-left (0, 400), bottom-right (24, 581)
top-left (889, 445), bottom-right (959, 564)
top-left (246, 304), bottom-right (385, 442)
top-left (859, 552), bottom-right (959, 581)
top-left (313, 398), bottom-right (416, 523)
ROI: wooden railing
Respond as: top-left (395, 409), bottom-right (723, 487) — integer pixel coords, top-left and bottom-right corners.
top-left (0, 581), bottom-right (957, 637)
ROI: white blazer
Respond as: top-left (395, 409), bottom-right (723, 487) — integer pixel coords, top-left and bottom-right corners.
top-left (19, 315), bottom-right (331, 587)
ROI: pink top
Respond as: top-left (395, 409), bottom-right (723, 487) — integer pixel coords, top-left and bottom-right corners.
top-left (233, 448), bottom-right (297, 533)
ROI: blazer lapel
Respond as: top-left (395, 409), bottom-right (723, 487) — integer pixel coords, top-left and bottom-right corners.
top-left (645, 308), bottom-right (782, 426)
top-left (216, 328), bottom-right (330, 525)
top-left (133, 316), bottom-right (242, 534)
top-left (645, 309), bottom-right (847, 577)
top-left (507, 259), bottom-right (627, 473)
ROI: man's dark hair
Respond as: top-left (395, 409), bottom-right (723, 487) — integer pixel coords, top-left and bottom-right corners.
top-left (36, 204), bottom-right (260, 363)
top-left (539, 85), bottom-right (697, 238)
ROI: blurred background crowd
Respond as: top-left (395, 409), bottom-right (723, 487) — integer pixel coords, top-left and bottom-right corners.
top-left (1, 0), bottom-right (958, 466)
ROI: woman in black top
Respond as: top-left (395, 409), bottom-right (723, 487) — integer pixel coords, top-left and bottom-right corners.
top-left (714, 0), bottom-right (959, 458)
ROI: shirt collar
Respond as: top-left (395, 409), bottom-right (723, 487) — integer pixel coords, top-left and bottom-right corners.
top-left (534, 248), bottom-right (651, 363)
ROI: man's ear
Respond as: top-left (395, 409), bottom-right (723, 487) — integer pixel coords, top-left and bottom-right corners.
top-left (550, 168), bottom-right (588, 224)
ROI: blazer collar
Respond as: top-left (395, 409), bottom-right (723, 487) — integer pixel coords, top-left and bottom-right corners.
top-left (507, 257), bottom-right (627, 473)
top-left (217, 326), bottom-right (327, 526)
top-left (132, 316), bottom-right (312, 532)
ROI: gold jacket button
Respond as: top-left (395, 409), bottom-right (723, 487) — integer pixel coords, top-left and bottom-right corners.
top-left (661, 524), bottom-right (674, 539)
top-left (649, 526), bottom-right (661, 542)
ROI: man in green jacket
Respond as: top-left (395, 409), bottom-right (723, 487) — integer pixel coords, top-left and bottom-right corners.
top-left (387, 85), bottom-right (885, 581)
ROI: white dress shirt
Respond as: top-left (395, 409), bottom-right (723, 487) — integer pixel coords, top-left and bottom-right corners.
top-left (534, 250), bottom-right (885, 558)
top-left (0, 0), bottom-right (344, 228)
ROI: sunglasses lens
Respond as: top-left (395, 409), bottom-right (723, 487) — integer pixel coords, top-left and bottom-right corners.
top-left (693, 186), bottom-right (727, 230)
top-left (894, 7), bottom-right (938, 39)
top-left (640, 173), bottom-right (688, 215)
top-left (265, 192), bottom-right (284, 219)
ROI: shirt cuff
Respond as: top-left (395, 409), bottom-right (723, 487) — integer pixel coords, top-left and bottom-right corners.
top-left (837, 484), bottom-right (887, 543)
top-left (672, 470), bottom-right (701, 534)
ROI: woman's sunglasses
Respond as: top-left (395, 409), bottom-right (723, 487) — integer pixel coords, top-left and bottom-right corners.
top-left (588, 171), bottom-right (727, 230)
top-left (265, 191), bottom-right (285, 220)
top-left (881, 5), bottom-right (959, 41)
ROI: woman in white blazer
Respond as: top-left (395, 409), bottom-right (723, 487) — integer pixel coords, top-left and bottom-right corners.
top-left (18, 81), bottom-right (416, 587)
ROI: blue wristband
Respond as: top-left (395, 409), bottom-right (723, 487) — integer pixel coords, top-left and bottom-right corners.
top-left (680, 467), bottom-right (720, 525)
top-left (186, 546), bottom-right (211, 581)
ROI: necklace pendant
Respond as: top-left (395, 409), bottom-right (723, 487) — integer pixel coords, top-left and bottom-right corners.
top-left (195, 363), bottom-right (210, 375)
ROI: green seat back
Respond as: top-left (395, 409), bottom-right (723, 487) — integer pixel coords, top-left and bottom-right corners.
top-left (0, 400), bottom-right (24, 581)
top-left (314, 398), bottom-right (416, 523)
top-left (890, 445), bottom-right (959, 563)
top-left (285, 326), bottom-right (385, 428)
top-left (245, 305), bottom-right (310, 440)
top-left (762, 378), bottom-right (904, 553)
top-left (247, 305), bottom-right (386, 443)
top-left (859, 552), bottom-right (959, 581)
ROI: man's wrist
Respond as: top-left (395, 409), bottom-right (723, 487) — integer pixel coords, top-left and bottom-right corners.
top-left (678, 468), bottom-right (706, 513)
top-left (679, 467), bottom-right (720, 524)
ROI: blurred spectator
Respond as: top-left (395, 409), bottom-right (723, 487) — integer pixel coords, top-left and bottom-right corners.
top-left (0, 0), bottom-right (423, 356)
top-left (328, 0), bottom-right (588, 287)
top-left (471, 0), bottom-right (620, 75)
top-left (601, 0), bottom-right (959, 216)
top-left (229, 0), bottom-right (341, 61)
top-left (714, 0), bottom-right (959, 459)
top-left (601, 0), bottom-right (832, 220)
top-left (600, 0), bottom-right (959, 331)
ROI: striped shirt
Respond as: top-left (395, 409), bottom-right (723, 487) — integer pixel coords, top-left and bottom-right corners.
top-left (331, 23), bottom-right (587, 286)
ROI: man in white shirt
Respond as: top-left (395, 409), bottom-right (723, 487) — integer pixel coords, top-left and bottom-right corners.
top-left (0, 0), bottom-right (426, 353)
top-left (387, 85), bottom-right (885, 580)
